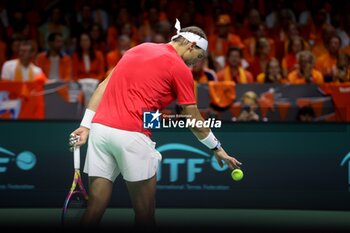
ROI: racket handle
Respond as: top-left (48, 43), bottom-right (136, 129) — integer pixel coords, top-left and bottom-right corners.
top-left (74, 146), bottom-right (80, 170)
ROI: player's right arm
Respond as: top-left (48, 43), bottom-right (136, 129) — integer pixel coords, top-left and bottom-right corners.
top-left (69, 69), bottom-right (114, 148)
top-left (179, 104), bottom-right (242, 170)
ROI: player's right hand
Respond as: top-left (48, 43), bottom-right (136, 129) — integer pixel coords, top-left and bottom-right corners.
top-left (214, 148), bottom-right (242, 170)
top-left (69, 126), bottom-right (90, 151)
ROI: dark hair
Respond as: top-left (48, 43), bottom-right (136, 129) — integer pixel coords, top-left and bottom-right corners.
top-left (287, 36), bottom-right (305, 53)
top-left (327, 34), bottom-right (342, 46)
top-left (171, 26), bottom-right (207, 50)
top-left (47, 32), bottom-right (62, 43)
top-left (76, 33), bottom-right (96, 61)
top-left (226, 46), bottom-right (243, 58)
top-left (47, 32), bottom-right (63, 57)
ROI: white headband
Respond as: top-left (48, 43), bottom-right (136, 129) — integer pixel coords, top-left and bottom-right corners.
top-left (171, 18), bottom-right (208, 51)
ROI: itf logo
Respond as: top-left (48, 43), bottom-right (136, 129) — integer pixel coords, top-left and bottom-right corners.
top-left (340, 152), bottom-right (350, 188)
top-left (156, 143), bottom-right (228, 183)
top-left (0, 147), bottom-right (37, 173)
top-left (143, 110), bottom-right (162, 129)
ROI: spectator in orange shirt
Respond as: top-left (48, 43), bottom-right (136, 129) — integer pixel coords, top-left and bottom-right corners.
top-left (90, 23), bottom-right (107, 53)
top-left (36, 32), bottom-right (72, 81)
top-left (106, 35), bottom-right (131, 70)
top-left (268, 9), bottom-right (296, 61)
top-left (330, 53), bottom-right (350, 83)
top-left (257, 58), bottom-right (286, 83)
top-left (72, 33), bottom-right (105, 81)
top-left (209, 14), bottom-right (244, 70)
top-left (239, 9), bottom-right (262, 40)
top-left (248, 37), bottom-right (273, 78)
top-left (217, 46), bottom-right (253, 83)
top-left (38, 6), bottom-right (70, 51)
top-left (1, 40), bottom-right (46, 82)
top-left (288, 50), bottom-right (324, 84)
top-left (243, 23), bottom-right (275, 64)
top-left (282, 36), bottom-right (305, 76)
top-left (191, 58), bottom-right (218, 83)
top-left (315, 35), bottom-right (341, 80)
top-left (311, 24), bottom-right (336, 58)
top-left (106, 8), bottom-right (138, 51)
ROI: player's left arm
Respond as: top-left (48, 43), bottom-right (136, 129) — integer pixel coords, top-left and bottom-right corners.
top-left (179, 104), bottom-right (242, 169)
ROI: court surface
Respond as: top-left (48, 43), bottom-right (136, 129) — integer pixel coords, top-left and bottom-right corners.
top-left (0, 208), bottom-right (350, 232)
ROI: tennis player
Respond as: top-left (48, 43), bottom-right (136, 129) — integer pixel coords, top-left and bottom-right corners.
top-left (69, 19), bottom-right (242, 228)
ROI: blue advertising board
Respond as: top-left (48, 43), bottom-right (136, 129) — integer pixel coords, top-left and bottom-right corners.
top-left (0, 121), bottom-right (349, 210)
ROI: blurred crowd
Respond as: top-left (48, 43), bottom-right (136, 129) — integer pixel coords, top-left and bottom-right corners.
top-left (0, 0), bottom-right (349, 89)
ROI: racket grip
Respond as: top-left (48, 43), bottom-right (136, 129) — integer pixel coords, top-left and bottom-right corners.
top-left (74, 146), bottom-right (80, 170)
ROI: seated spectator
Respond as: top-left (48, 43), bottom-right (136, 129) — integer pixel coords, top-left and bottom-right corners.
top-left (119, 23), bottom-right (139, 48)
top-left (282, 22), bottom-right (309, 57)
top-left (315, 35), bottom-right (341, 80)
top-left (138, 6), bottom-right (169, 43)
top-left (217, 46), bottom-right (253, 83)
top-left (209, 14), bottom-right (244, 70)
top-left (72, 33), bottom-right (105, 81)
top-left (243, 23), bottom-right (275, 64)
top-left (106, 7), bottom-right (130, 51)
top-left (36, 33), bottom-right (72, 82)
top-left (191, 58), bottom-right (217, 83)
top-left (1, 40), bottom-right (46, 82)
top-left (151, 33), bottom-right (166, 43)
top-left (282, 36), bottom-right (305, 76)
top-left (92, 0), bottom-right (109, 32)
top-left (106, 35), bottom-right (131, 70)
top-left (265, 0), bottom-right (296, 30)
top-left (90, 23), bottom-right (107, 53)
top-left (237, 91), bottom-right (259, 122)
top-left (257, 58), bottom-right (286, 83)
top-left (311, 24), bottom-right (336, 58)
top-left (331, 53), bottom-right (350, 83)
top-left (74, 4), bottom-right (94, 38)
top-left (38, 6), bottom-right (70, 51)
top-left (7, 9), bottom-right (37, 41)
top-left (248, 37), bottom-right (273, 78)
top-left (239, 9), bottom-right (263, 40)
top-left (287, 50), bottom-right (324, 84)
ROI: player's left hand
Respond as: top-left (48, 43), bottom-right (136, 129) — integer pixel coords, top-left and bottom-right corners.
top-left (214, 147), bottom-right (242, 170)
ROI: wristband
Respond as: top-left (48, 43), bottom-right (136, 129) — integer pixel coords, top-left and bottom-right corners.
top-left (211, 140), bottom-right (222, 151)
top-left (199, 132), bottom-right (219, 150)
top-left (80, 109), bottom-right (95, 129)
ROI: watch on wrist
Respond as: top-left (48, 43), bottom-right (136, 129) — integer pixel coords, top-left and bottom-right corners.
top-left (211, 141), bottom-right (222, 151)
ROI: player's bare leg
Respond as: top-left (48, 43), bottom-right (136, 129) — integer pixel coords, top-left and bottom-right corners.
top-left (80, 177), bottom-right (113, 226)
top-left (126, 174), bottom-right (157, 229)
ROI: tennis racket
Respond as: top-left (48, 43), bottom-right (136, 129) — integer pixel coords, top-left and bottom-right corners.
top-left (61, 146), bottom-right (89, 226)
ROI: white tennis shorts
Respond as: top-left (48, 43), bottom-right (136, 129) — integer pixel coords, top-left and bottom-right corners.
top-left (83, 123), bottom-right (162, 182)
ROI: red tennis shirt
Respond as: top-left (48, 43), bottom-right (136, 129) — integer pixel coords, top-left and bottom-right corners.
top-left (92, 43), bottom-right (196, 136)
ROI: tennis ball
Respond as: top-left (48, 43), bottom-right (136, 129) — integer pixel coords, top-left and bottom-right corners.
top-left (231, 169), bottom-right (243, 181)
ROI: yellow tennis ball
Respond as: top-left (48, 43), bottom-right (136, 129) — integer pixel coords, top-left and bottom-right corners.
top-left (231, 169), bottom-right (243, 181)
